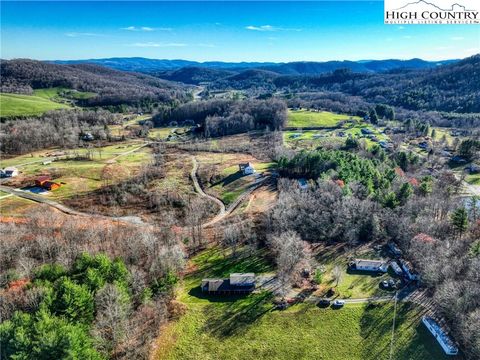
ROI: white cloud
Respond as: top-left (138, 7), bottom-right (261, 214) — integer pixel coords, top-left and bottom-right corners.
top-left (245, 25), bottom-right (301, 32)
top-left (127, 42), bottom-right (187, 47)
top-left (121, 26), bottom-right (171, 32)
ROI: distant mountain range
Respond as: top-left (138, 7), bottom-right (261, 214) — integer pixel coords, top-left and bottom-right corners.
top-left (51, 57), bottom-right (458, 76)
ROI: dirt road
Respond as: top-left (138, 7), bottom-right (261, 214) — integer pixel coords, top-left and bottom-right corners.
top-left (190, 156), bottom-right (270, 228)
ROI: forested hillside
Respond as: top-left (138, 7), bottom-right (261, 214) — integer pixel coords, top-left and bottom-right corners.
top-left (1, 60), bottom-right (188, 109)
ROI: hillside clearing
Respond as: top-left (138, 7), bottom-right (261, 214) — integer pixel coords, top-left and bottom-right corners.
top-left (0, 92), bottom-right (70, 117)
top-left (287, 109), bottom-right (360, 128)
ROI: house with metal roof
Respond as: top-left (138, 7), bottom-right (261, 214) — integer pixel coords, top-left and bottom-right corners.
top-left (201, 273), bottom-right (255, 295)
top-left (351, 259), bottom-right (388, 273)
top-left (422, 316), bottom-right (459, 355)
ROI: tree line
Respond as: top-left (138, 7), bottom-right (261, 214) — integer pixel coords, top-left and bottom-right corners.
top-left (153, 98), bottom-right (287, 137)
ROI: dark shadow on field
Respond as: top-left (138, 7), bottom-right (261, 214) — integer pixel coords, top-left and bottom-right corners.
top-left (211, 171), bottom-right (244, 188)
top-left (187, 286), bottom-right (249, 303)
top-left (200, 291), bottom-right (274, 339)
top-left (358, 301), bottom-right (454, 360)
top-left (187, 248), bottom-right (274, 281)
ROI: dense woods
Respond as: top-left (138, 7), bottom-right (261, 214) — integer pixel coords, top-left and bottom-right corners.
top-left (153, 98), bottom-right (287, 137)
top-left (0, 109), bottom-right (119, 154)
top-left (0, 208), bottom-right (185, 359)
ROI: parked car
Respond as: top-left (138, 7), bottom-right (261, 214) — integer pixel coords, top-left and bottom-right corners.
top-left (332, 299), bottom-right (345, 307)
top-left (317, 299), bottom-right (331, 307)
top-left (381, 278), bottom-right (397, 290)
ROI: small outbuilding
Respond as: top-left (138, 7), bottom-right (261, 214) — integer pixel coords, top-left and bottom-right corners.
top-left (388, 242), bottom-right (402, 257)
top-left (3, 167), bottom-right (19, 178)
top-left (389, 261), bottom-right (403, 276)
top-left (35, 176), bottom-right (51, 187)
top-left (239, 162), bottom-right (255, 175)
top-left (42, 181), bottom-right (61, 191)
top-left (399, 259), bottom-right (420, 281)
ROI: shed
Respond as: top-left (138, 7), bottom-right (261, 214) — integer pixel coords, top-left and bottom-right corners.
top-left (3, 167), bottom-right (19, 177)
top-left (399, 259), bottom-right (420, 281)
top-left (239, 162), bottom-right (255, 175)
top-left (43, 181), bottom-right (61, 191)
top-left (390, 261), bottom-right (403, 276)
top-left (35, 176), bottom-right (51, 187)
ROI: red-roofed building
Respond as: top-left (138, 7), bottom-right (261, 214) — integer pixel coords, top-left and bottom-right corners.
top-left (413, 233), bottom-right (436, 244)
top-left (395, 167), bottom-right (406, 178)
top-left (35, 176), bottom-right (51, 187)
top-left (409, 178), bottom-right (419, 187)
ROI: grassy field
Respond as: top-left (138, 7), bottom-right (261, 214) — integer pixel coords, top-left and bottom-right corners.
top-left (195, 153), bottom-right (274, 206)
top-left (33, 87), bottom-right (96, 100)
top-left (313, 244), bottom-right (392, 299)
top-left (210, 162), bottom-right (273, 205)
top-left (0, 92), bottom-right (70, 117)
top-left (155, 248), bottom-right (453, 360)
top-left (466, 173), bottom-right (480, 185)
top-left (288, 109), bottom-right (360, 128)
top-left (284, 123), bottom-right (389, 151)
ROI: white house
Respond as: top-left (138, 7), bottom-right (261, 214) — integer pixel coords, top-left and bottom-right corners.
top-left (399, 259), bottom-right (420, 281)
top-left (3, 167), bottom-right (19, 177)
top-left (422, 316), bottom-right (459, 355)
top-left (352, 259), bottom-right (388, 273)
top-left (239, 162), bottom-right (255, 175)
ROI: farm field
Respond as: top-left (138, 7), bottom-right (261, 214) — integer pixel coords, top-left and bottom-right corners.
top-left (284, 122), bottom-right (389, 151)
top-left (33, 87), bottom-right (96, 100)
top-left (0, 92), bottom-right (70, 117)
top-left (155, 248), bottom-right (451, 360)
top-left (0, 141), bottom-right (151, 203)
top-left (287, 109), bottom-right (360, 128)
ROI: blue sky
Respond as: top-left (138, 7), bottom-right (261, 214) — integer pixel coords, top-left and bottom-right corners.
top-left (1, 1), bottom-right (478, 61)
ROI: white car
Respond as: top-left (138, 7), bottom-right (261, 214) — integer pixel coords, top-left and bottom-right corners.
top-left (333, 300), bottom-right (345, 307)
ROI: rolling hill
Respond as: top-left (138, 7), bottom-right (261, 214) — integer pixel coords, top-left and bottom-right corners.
top-left (50, 57), bottom-right (457, 75)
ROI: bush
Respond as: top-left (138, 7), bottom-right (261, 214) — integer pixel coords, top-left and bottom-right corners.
top-left (34, 264), bottom-right (67, 283)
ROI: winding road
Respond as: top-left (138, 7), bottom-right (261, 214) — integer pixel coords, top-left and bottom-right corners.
top-left (0, 154), bottom-right (266, 228)
top-left (190, 156), bottom-right (270, 228)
